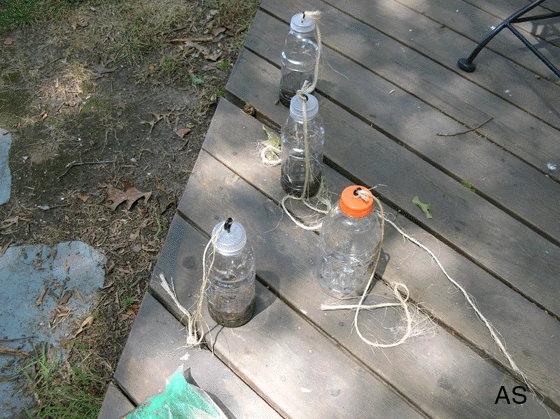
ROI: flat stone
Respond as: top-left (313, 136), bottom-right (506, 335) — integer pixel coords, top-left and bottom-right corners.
top-left (0, 241), bottom-right (106, 418)
top-left (0, 129), bottom-right (12, 205)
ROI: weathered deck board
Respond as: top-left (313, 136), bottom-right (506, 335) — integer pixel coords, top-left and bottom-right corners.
top-left (198, 97), bottom-right (560, 410)
top-left (149, 216), bottom-right (427, 419)
top-left (101, 0), bottom-right (560, 417)
top-left (253, 3), bottom-right (560, 182)
top-left (225, 46), bottom-right (560, 319)
top-left (114, 291), bottom-right (282, 419)
top-left (171, 144), bottom-right (558, 418)
top-left (466, 0), bottom-right (560, 20)
top-left (246, 8), bottom-right (560, 243)
top-left (399, 0), bottom-right (560, 55)
top-left (295, 0), bottom-right (560, 129)
top-left (97, 383), bottom-right (134, 419)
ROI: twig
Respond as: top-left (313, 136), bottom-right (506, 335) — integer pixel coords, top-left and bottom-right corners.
top-left (165, 37), bottom-right (216, 43)
top-left (437, 117), bottom-right (493, 137)
top-left (0, 336), bottom-right (36, 343)
top-left (164, 137), bottom-right (175, 161)
top-left (0, 345), bottom-right (29, 356)
top-left (161, 25), bottom-right (189, 35)
top-left (58, 160), bottom-right (114, 179)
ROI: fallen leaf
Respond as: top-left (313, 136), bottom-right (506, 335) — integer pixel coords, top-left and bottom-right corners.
top-left (461, 180), bottom-right (476, 192)
top-left (175, 127), bottom-right (191, 138)
top-left (4, 38), bottom-right (12, 46)
top-left (41, 112), bottom-right (48, 120)
top-left (94, 65), bottom-right (117, 74)
top-left (118, 102), bottom-right (126, 109)
top-left (73, 315), bottom-right (94, 338)
top-left (59, 290), bottom-right (72, 305)
top-left (73, 288), bottom-right (84, 303)
top-left (63, 260), bottom-right (70, 274)
top-left (211, 27), bottom-right (226, 36)
top-left (103, 184), bottom-right (152, 211)
top-left (36, 288), bottom-right (47, 306)
top-left (78, 194), bottom-right (89, 202)
top-left (129, 230), bottom-right (141, 244)
top-left (412, 196), bottom-right (433, 219)
top-left (204, 49), bottom-right (222, 61)
top-left (148, 65), bottom-right (155, 72)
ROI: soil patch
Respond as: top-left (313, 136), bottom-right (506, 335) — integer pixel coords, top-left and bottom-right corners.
top-left (0, 0), bottom-right (259, 415)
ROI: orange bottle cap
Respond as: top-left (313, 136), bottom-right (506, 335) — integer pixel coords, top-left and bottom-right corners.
top-left (339, 185), bottom-right (374, 218)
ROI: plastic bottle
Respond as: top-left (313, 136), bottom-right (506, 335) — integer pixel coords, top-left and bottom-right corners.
top-left (280, 93), bottom-right (324, 198)
top-left (205, 218), bottom-right (255, 327)
top-left (279, 13), bottom-right (319, 107)
top-left (318, 186), bottom-right (381, 299)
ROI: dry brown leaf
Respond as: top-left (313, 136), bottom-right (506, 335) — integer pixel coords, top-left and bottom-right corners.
top-left (211, 27), bottom-right (226, 36)
top-left (63, 260), bottom-right (69, 274)
top-left (73, 315), bottom-right (94, 337)
top-left (205, 49), bottom-right (222, 61)
top-left (175, 127), bottom-right (191, 138)
top-left (103, 184), bottom-right (152, 211)
top-left (73, 288), bottom-right (84, 303)
top-left (4, 38), bottom-right (12, 46)
top-left (78, 194), bottom-right (89, 202)
top-left (36, 288), bottom-right (47, 306)
top-left (59, 290), bottom-right (72, 305)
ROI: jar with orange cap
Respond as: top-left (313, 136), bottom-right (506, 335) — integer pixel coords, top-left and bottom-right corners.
top-left (318, 185), bottom-right (381, 298)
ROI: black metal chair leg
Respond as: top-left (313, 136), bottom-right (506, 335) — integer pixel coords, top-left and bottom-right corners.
top-left (458, 0), bottom-right (560, 75)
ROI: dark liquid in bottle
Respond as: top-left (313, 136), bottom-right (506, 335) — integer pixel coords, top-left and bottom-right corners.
top-left (208, 297), bottom-right (255, 328)
top-left (281, 167), bottom-right (322, 198)
top-left (279, 87), bottom-right (295, 107)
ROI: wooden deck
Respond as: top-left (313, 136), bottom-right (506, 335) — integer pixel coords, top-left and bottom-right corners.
top-left (99, 0), bottom-right (560, 418)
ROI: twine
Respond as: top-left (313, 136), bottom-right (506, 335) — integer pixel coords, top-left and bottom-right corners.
top-left (159, 224), bottom-right (226, 347)
top-left (337, 189), bottom-right (417, 348)
top-left (280, 11), bottom-right (329, 230)
top-left (380, 216), bottom-right (527, 375)
top-left (320, 195), bottom-right (540, 405)
top-left (321, 190), bottom-right (429, 348)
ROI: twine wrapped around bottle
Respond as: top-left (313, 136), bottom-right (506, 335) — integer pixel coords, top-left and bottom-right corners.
top-left (159, 222), bottom-right (227, 347)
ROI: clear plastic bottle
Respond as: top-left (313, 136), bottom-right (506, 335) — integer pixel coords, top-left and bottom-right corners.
top-left (280, 93), bottom-right (324, 198)
top-left (205, 219), bottom-right (255, 327)
top-left (318, 186), bottom-right (381, 299)
top-left (279, 13), bottom-right (319, 107)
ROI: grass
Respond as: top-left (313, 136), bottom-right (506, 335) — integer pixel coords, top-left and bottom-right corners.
top-left (19, 343), bottom-right (106, 419)
top-left (0, 0), bottom-right (74, 33)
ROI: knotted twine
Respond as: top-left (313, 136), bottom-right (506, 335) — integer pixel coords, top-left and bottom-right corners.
top-left (159, 222), bottom-right (227, 347)
top-left (279, 11), bottom-right (332, 231)
top-left (321, 191), bottom-right (540, 405)
top-left (321, 188), bottom-right (419, 348)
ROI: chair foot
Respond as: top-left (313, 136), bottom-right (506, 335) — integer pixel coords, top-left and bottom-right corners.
top-left (458, 58), bottom-right (476, 72)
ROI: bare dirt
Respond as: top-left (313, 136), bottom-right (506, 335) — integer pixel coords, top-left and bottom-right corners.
top-left (0, 0), bottom-right (258, 414)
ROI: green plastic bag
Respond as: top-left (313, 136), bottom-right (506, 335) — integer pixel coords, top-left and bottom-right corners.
top-left (127, 371), bottom-right (227, 419)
